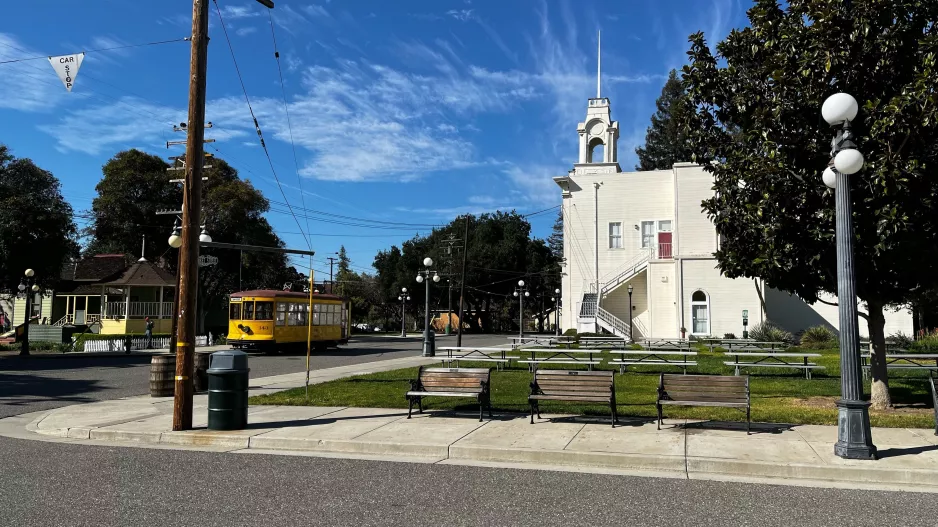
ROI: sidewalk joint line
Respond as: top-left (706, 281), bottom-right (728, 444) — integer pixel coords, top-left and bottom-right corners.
top-left (444, 419), bottom-right (491, 461)
top-left (682, 419), bottom-right (690, 480)
top-left (561, 423), bottom-right (586, 451)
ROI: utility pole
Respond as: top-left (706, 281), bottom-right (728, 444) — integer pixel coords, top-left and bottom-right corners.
top-left (456, 215), bottom-right (469, 347)
top-left (327, 254), bottom-right (338, 293)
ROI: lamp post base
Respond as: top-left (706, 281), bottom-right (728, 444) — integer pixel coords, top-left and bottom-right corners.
top-left (834, 399), bottom-right (877, 460)
top-left (421, 330), bottom-right (434, 357)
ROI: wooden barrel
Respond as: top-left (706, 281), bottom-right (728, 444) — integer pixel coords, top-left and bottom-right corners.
top-left (149, 355), bottom-right (176, 397)
top-left (194, 352), bottom-right (212, 393)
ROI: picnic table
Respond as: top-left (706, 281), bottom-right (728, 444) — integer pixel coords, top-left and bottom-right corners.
top-left (517, 347), bottom-right (603, 371)
top-left (609, 347), bottom-right (698, 374)
top-left (578, 336), bottom-right (630, 349)
top-left (436, 347), bottom-right (519, 370)
top-left (508, 336), bottom-right (574, 349)
top-left (641, 338), bottom-right (690, 350)
top-left (723, 350), bottom-right (823, 379)
top-left (860, 353), bottom-right (938, 380)
top-left (719, 340), bottom-right (789, 353)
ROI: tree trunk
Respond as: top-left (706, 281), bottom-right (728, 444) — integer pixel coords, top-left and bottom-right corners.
top-left (866, 299), bottom-right (892, 410)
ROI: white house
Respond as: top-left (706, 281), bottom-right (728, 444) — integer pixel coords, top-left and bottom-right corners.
top-left (553, 93), bottom-right (912, 340)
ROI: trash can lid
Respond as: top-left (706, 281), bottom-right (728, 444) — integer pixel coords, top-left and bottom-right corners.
top-left (208, 349), bottom-right (249, 371)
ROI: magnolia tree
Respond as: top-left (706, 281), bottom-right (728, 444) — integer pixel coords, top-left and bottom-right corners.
top-left (681, 0), bottom-right (938, 408)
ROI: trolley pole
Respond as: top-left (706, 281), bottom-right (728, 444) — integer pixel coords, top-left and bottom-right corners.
top-left (456, 215), bottom-right (469, 347)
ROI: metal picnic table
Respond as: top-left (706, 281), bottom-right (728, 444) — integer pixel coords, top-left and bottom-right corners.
top-left (861, 353), bottom-right (938, 380)
top-left (578, 336), bottom-right (630, 349)
top-left (517, 347), bottom-right (603, 371)
top-left (723, 350), bottom-right (823, 379)
top-left (436, 347), bottom-right (520, 370)
top-left (508, 336), bottom-right (575, 349)
top-left (608, 347), bottom-right (698, 374)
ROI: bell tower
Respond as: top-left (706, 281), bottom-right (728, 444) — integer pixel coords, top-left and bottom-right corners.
top-left (575, 31), bottom-right (620, 173)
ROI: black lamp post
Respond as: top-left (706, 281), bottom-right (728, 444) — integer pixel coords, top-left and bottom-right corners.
top-left (416, 257), bottom-right (440, 357)
top-left (397, 287), bottom-right (410, 337)
top-left (821, 92), bottom-right (876, 460)
top-left (18, 269), bottom-right (39, 356)
top-left (627, 284), bottom-right (634, 342)
top-left (552, 288), bottom-right (561, 336)
top-left (513, 280), bottom-right (529, 338)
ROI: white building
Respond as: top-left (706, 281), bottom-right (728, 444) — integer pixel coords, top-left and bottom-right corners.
top-left (553, 94), bottom-right (912, 340)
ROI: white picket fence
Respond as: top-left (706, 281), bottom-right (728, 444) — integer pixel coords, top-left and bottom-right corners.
top-left (80, 335), bottom-right (209, 352)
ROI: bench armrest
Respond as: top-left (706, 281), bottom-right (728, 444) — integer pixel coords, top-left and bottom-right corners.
top-left (408, 379), bottom-right (422, 392)
top-left (479, 379), bottom-right (490, 395)
top-left (529, 381), bottom-right (540, 396)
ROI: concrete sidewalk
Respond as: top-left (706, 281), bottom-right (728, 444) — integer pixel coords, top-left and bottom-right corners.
top-left (4, 356), bottom-right (938, 492)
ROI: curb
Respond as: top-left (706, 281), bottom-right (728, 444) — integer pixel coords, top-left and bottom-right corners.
top-left (27, 424), bottom-right (938, 490)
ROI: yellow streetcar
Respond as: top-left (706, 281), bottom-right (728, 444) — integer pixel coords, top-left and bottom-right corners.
top-left (228, 289), bottom-right (350, 353)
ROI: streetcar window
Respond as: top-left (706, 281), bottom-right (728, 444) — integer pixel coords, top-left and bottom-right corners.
top-left (229, 302), bottom-right (241, 320)
top-left (255, 301), bottom-right (273, 321)
top-left (297, 303), bottom-right (308, 326)
top-left (275, 303), bottom-right (286, 326)
top-left (242, 302), bottom-right (254, 320)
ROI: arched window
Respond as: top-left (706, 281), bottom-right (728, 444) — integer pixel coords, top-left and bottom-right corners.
top-left (588, 138), bottom-right (605, 163)
top-left (691, 290), bottom-right (710, 335)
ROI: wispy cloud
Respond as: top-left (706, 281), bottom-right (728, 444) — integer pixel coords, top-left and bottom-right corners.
top-left (303, 4), bottom-right (330, 18)
top-left (235, 26), bottom-right (257, 36)
top-left (0, 34), bottom-right (72, 112)
top-left (447, 9), bottom-right (474, 22)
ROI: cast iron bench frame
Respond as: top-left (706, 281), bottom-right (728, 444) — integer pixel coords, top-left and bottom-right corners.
top-left (406, 366), bottom-right (492, 421)
top-left (656, 373), bottom-right (751, 434)
top-left (529, 369), bottom-right (617, 427)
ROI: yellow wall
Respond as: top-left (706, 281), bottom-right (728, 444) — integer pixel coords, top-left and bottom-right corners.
top-left (100, 318), bottom-right (172, 335)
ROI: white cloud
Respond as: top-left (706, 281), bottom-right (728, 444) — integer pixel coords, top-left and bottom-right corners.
top-left (446, 9), bottom-right (474, 22)
top-left (236, 26), bottom-right (258, 36)
top-left (303, 4), bottom-right (330, 18)
top-left (217, 4), bottom-right (262, 20)
top-left (503, 164), bottom-right (564, 206)
top-left (0, 34), bottom-right (72, 112)
top-left (436, 123), bottom-right (457, 133)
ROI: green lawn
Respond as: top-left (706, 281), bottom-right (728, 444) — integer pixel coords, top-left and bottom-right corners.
top-left (251, 345), bottom-right (937, 429)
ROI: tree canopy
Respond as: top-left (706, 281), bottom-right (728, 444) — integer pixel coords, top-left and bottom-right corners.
top-left (681, 0), bottom-right (938, 408)
top-left (0, 144), bottom-right (78, 290)
top-left (634, 69), bottom-right (695, 171)
top-left (372, 212), bottom-right (558, 333)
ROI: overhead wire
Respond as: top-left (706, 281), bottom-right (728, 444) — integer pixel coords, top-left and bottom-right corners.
top-left (211, 0), bottom-right (310, 251)
top-left (522, 204), bottom-right (561, 218)
top-left (0, 36), bottom-right (190, 65)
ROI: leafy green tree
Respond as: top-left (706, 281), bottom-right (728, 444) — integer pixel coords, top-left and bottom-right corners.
top-left (84, 150), bottom-right (294, 333)
top-left (373, 212), bottom-right (557, 333)
top-left (681, 0), bottom-right (938, 408)
top-left (634, 69), bottom-right (695, 171)
top-left (0, 144), bottom-right (78, 290)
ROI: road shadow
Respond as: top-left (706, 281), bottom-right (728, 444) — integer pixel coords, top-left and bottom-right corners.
top-left (0, 371), bottom-right (106, 416)
top-left (0, 355), bottom-right (153, 372)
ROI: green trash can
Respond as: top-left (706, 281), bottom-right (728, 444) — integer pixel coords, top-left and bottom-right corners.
top-left (207, 350), bottom-right (250, 430)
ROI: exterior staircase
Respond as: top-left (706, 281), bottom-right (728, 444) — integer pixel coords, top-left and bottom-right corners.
top-left (596, 306), bottom-right (631, 340)
top-left (600, 248), bottom-right (652, 297)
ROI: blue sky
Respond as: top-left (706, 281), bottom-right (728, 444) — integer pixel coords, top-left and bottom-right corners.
top-left (0, 0), bottom-right (747, 277)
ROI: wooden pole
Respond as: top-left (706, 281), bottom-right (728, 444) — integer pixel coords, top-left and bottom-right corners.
top-left (173, 0), bottom-right (209, 431)
top-left (456, 215), bottom-right (469, 347)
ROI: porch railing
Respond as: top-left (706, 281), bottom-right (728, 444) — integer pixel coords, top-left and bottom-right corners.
top-left (657, 242), bottom-right (673, 259)
top-left (104, 302), bottom-right (174, 319)
top-left (53, 314), bottom-right (103, 326)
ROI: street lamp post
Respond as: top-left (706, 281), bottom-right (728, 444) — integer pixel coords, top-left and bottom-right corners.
top-left (18, 269), bottom-right (39, 356)
top-left (821, 92), bottom-right (876, 460)
top-left (553, 288), bottom-right (561, 336)
top-left (627, 284), bottom-right (634, 342)
top-left (397, 288), bottom-right (410, 337)
top-left (415, 257), bottom-right (440, 357)
top-left (513, 280), bottom-right (529, 338)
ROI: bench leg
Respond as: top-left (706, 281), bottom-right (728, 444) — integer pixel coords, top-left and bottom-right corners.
top-left (610, 403), bottom-right (615, 428)
top-left (657, 403), bottom-right (662, 430)
top-left (479, 400), bottom-right (483, 422)
top-left (408, 398), bottom-right (413, 419)
top-left (529, 402), bottom-right (535, 424)
top-left (747, 406), bottom-right (751, 435)
top-left (418, 397), bottom-right (424, 414)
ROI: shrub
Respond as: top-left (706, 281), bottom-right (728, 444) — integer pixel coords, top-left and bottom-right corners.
top-left (887, 331), bottom-right (913, 349)
top-left (563, 328), bottom-right (578, 337)
top-left (748, 321), bottom-right (793, 344)
top-left (800, 325), bottom-right (836, 345)
top-left (911, 329), bottom-right (938, 352)
top-left (723, 333), bottom-right (736, 339)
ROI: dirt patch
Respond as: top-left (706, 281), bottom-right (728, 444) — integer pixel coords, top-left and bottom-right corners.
top-left (791, 396), bottom-right (933, 415)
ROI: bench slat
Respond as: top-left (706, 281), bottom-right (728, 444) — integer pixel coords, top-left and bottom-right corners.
top-left (529, 394), bottom-right (611, 402)
top-left (407, 391), bottom-right (481, 398)
top-left (658, 400), bottom-right (749, 408)
top-left (533, 370), bottom-right (613, 377)
top-left (663, 393), bottom-right (749, 403)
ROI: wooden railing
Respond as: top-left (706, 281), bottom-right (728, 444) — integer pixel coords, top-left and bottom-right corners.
top-left (104, 302), bottom-right (174, 319)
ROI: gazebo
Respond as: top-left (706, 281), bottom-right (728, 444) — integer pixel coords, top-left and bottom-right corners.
top-left (99, 258), bottom-right (176, 335)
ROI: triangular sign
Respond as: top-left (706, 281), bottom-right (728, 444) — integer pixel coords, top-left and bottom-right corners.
top-left (48, 53), bottom-right (84, 92)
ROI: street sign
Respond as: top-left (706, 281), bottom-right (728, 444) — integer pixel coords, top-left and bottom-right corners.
top-left (742, 310), bottom-right (748, 318)
top-left (48, 53), bottom-right (84, 92)
top-left (198, 255), bottom-right (218, 267)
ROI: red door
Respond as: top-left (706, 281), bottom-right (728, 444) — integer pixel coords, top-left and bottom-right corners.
top-left (657, 232), bottom-right (672, 259)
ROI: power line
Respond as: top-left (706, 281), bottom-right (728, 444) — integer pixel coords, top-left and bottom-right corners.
top-left (0, 36), bottom-right (190, 65)
top-left (211, 0), bottom-right (310, 251)
top-left (266, 9), bottom-right (312, 251)
top-left (522, 204), bottom-right (561, 218)
top-left (267, 199), bottom-right (441, 228)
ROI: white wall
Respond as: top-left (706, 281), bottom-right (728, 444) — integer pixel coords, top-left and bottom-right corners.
top-left (647, 261), bottom-right (677, 337)
top-left (673, 163), bottom-right (718, 257)
top-left (766, 289), bottom-right (914, 338)
top-left (679, 259), bottom-right (763, 338)
top-left (603, 270), bottom-right (649, 338)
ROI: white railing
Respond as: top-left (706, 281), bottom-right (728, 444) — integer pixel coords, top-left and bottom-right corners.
top-left (53, 315), bottom-right (72, 327)
top-left (657, 242), bottom-right (673, 259)
top-left (600, 248), bottom-right (652, 296)
top-left (597, 306), bottom-right (630, 339)
top-left (81, 335), bottom-right (208, 352)
top-left (54, 314), bottom-right (102, 327)
top-left (104, 302), bottom-right (174, 319)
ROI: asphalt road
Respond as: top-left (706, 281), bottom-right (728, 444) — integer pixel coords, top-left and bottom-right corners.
top-left (1, 435), bottom-right (936, 527)
top-left (0, 333), bottom-right (507, 419)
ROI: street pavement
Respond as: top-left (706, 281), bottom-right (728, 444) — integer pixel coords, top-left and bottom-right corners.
top-left (1, 434), bottom-right (937, 527)
top-left (0, 333), bottom-right (506, 419)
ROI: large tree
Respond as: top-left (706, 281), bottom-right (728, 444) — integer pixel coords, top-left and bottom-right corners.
top-left (0, 144), bottom-right (78, 290)
top-left (634, 69), bottom-right (695, 171)
top-left (373, 212), bottom-right (557, 333)
top-left (84, 150), bottom-right (293, 332)
top-left (681, 0), bottom-right (938, 408)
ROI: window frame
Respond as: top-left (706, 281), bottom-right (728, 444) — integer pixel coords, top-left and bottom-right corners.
top-left (639, 220), bottom-right (656, 248)
top-left (690, 290), bottom-right (711, 336)
top-left (229, 302), bottom-right (242, 321)
top-left (254, 301), bottom-right (274, 321)
top-left (608, 222), bottom-right (622, 249)
top-left (242, 301), bottom-right (254, 321)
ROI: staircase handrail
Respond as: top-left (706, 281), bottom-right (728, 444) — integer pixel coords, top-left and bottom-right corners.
top-left (597, 306), bottom-right (630, 339)
top-left (600, 248), bottom-right (652, 295)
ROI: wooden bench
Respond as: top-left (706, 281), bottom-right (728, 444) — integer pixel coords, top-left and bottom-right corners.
top-left (529, 370), bottom-right (617, 427)
top-left (656, 374), bottom-right (751, 434)
top-left (406, 367), bottom-right (492, 421)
